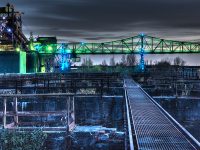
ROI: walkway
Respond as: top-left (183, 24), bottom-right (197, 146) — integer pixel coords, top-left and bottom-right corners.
top-left (124, 79), bottom-right (199, 150)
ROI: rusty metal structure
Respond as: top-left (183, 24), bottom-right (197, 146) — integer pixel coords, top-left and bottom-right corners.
top-left (0, 73), bottom-right (123, 132)
top-left (0, 3), bottom-right (28, 51)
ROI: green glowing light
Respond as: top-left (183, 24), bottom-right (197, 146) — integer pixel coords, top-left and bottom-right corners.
top-left (16, 47), bottom-right (20, 52)
top-left (30, 45), bottom-right (35, 51)
top-left (47, 46), bottom-right (53, 51)
top-left (41, 66), bottom-right (45, 73)
top-left (20, 51), bottom-right (26, 73)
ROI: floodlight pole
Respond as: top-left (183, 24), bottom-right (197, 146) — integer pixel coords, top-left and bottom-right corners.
top-left (140, 34), bottom-right (145, 72)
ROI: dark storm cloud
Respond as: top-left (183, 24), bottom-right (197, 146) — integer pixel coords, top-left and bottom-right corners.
top-left (1, 0), bottom-right (200, 42)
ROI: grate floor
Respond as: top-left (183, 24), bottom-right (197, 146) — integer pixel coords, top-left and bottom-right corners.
top-left (124, 79), bottom-right (197, 150)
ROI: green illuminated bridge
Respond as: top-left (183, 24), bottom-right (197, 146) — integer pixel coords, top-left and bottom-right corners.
top-left (0, 34), bottom-right (200, 73)
top-left (29, 34), bottom-right (200, 72)
top-left (32, 34), bottom-right (200, 54)
top-left (1, 34), bottom-right (200, 73)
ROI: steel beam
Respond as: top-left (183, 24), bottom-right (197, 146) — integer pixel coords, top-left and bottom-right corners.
top-left (32, 34), bottom-right (200, 54)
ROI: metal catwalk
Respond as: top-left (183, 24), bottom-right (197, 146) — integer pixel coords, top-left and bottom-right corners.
top-left (124, 79), bottom-right (199, 150)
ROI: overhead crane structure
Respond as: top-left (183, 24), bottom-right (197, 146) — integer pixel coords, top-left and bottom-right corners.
top-left (33, 34), bottom-right (200, 55)
top-left (32, 34), bottom-right (200, 71)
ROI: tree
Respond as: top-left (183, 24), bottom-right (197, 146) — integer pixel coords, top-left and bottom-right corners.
top-left (174, 57), bottom-right (186, 66)
top-left (102, 60), bottom-right (107, 66)
top-left (156, 59), bottom-right (171, 68)
top-left (88, 58), bottom-right (93, 66)
top-left (81, 58), bottom-right (93, 66)
top-left (126, 54), bottom-right (136, 66)
top-left (81, 58), bottom-right (87, 66)
top-left (109, 57), bottom-right (115, 66)
top-left (120, 55), bottom-right (127, 66)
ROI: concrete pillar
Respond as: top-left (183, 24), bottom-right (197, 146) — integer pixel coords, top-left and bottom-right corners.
top-left (3, 98), bottom-right (7, 128)
top-left (67, 97), bottom-right (70, 127)
top-left (66, 96), bottom-right (70, 132)
top-left (72, 96), bottom-right (75, 124)
top-left (13, 97), bottom-right (18, 126)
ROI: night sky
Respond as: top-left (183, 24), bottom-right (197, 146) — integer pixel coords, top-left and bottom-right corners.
top-left (1, 0), bottom-right (200, 65)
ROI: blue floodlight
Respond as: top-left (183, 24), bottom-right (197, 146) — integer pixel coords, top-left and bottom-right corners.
top-left (7, 28), bottom-right (11, 32)
top-left (61, 61), bottom-right (70, 71)
top-left (140, 33), bottom-right (145, 37)
top-left (61, 63), bottom-right (65, 71)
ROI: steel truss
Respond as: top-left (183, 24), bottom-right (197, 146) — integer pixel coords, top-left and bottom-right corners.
top-left (33, 34), bottom-right (200, 54)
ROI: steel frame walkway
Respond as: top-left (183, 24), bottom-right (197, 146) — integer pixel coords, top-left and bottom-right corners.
top-left (124, 79), bottom-right (200, 150)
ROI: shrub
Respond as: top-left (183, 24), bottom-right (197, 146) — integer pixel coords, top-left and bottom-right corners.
top-left (0, 129), bottom-right (47, 150)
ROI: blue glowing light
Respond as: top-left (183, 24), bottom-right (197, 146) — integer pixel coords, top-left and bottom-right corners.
top-left (140, 41), bottom-right (145, 71)
top-left (140, 33), bottom-right (145, 37)
top-left (7, 28), bottom-right (11, 32)
top-left (61, 63), bottom-right (65, 71)
top-left (35, 45), bottom-right (41, 51)
top-left (66, 49), bottom-right (72, 53)
top-left (61, 61), bottom-right (70, 71)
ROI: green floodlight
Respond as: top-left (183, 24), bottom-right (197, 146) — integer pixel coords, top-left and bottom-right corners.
top-left (30, 44), bottom-right (35, 51)
top-left (41, 66), bottom-right (45, 73)
top-left (47, 45), bottom-right (53, 52)
top-left (16, 47), bottom-right (20, 52)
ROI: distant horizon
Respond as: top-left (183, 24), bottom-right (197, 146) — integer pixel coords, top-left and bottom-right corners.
top-left (75, 54), bottom-right (200, 66)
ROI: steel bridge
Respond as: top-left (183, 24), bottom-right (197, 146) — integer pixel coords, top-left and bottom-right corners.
top-left (33, 34), bottom-right (200, 54)
top-left (30, 34), bottom-right (200, 72)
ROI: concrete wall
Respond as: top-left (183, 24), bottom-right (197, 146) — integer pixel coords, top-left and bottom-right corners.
top-left (0, 51), bottom-right (20, 73)
top-left (75, 97), bottom-right (124, 131)
top-left (26, 52), bottom-right (39, 73)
